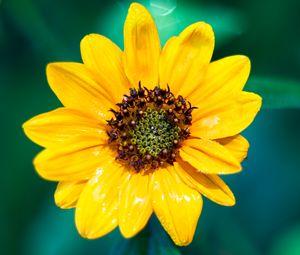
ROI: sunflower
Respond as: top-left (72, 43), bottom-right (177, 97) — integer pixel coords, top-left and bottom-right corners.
top-left (23, 2), bottom-right (261, 246)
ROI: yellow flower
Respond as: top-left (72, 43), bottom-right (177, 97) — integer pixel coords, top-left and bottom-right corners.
top-left (22, 3), bottom-right (261, 246)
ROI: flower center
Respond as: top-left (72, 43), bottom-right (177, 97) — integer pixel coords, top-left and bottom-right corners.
top-left (107, 84), bottom-right (196, 173)
top-left (130, 108), bottom-right (180, 157)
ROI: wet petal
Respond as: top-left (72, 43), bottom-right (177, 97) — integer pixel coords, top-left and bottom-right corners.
top-left (119, 173), bottom-right (152, 238)
top-left (174, 160), bottom-right (235, 206)
top-left (80, 34), bottom-right (130, 102)
top-left (180, 138), bottom-right (241, 175)
top-left (159, 22), bottom-right (214, 96)
top-left (34, 138), bottom-right (114, 181)
top-left (191, 92), bottom-right (262, 139)
top-left (54, 181), bottom-right (86, 209)
top-left (151, 166), bottom-right (202, 246)
top-left (46, 62), bottom-right (114, 120)
top-left (189, 55), bottom-right (250, 104)
top-left (75, 162), bottom-right (126, 239)
top-left (123, 3), bottom-right (160, 87)
top-left (216, 135), bottom-right (249, 162)
top-left (23, 107), bottom-right (106, 148)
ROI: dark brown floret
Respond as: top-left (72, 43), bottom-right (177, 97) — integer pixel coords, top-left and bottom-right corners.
top-left (106, 84), bottom-right (196, 172)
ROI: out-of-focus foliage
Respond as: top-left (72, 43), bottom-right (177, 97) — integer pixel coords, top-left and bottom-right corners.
top-left (247, 77), bottom-right (300, 108)
top-left (270, 224), bottom-right (300, 255)
top-left (1, 0), bottom-right (300, 254)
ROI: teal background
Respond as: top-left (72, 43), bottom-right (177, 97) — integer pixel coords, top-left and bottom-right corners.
top-left (1, 0), bottom-right (300, 254)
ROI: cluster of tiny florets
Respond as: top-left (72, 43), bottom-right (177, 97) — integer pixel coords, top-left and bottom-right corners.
top-left (107, 83), bottom-right (196, 172)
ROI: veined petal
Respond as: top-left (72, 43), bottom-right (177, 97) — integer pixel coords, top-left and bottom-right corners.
top-left (75, 162), bottom-right (126, 239)
top-left (174, 160), bottom-right (235, 206)
top-left (123, 3), bottom-right (160, 87)
top-left (23, 107), bottom-right (106, 148)
top-left (180, 138), bottom-right (241, 175)
top-left (119, 173), bottom-right (152, 238)
top-left (34, 138), bottom-right (115, 181)
top-left (217, 135), bottom-right (249, 162)
top-left (159, 22), bottom-right (214, 96)
top-left (80, 34), bottom-right (130, 102)
top-left (189, 55), bottom-right (250, 104)
top-left (54, 181), bottom-right (86, 209)
top-left (46, 62), bottom-right (114, 120)
top-left (151, 166), bottom-right (202, 246)
top-left (191, 92), bottom-right (262, 139)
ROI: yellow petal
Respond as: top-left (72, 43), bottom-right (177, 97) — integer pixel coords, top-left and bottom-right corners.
top-left (151, 166), bottom-right (202, 246)
top-left (180, 138), bottom-right (241, 175)
top-left (46, 62), bottom-right (114, 120)
top-left (174, 160), bottom-right (235, 206)
top-left (34, 139), bottom-right (115, 181)
top-left (159, 22), bottom-right (214, 96)
top-left (189, 55), bottom-right (250, 105)
top-left (75, 162), bottom-right (125, 239)
top-left (216, 135), bottom-right (249, 162)
top-left (22, 107), bottom-right (106, 148)
top-left (54, 181), bottom-right (86, 209)
top-left (119, 173), bottom-right (152, 238)
top-left (123, 3), bottom-right (160, 87)
top-left (80, 34), bottom-right (130, 102)
top-left (191, 92), bottom-right (262, 139)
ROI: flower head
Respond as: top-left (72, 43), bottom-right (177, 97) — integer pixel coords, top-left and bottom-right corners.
top-left (23, 3), bottom-right (261, 246)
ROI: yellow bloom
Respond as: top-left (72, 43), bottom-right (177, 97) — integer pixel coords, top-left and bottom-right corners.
top-left (23, 3), bottom-right (261, 246)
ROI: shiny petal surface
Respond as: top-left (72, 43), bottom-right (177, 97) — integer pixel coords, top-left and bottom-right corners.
top-left (191, 92), bottom-right (262, 139)
top-left (174, 160), bottom-right (235, 206)
top-left (180, 138), bottom-right (241, 174)
top-left (217, 135), bottom-right (249, 162)
top-left (123, 3), bottom-right (160, 87)
top-left (34, 138), bottom-right (114, 181)
top-left (46, 62), bottom-right (114, 120)
top-left (119, 173), bottom-right (152, 238)
top-left (159, 22), bottom-right (214, 96)
top-left (75, 162), bottom-right (125, 239)
top-left (54, 181), bottom-right (86, 209)
top-left (189, 55), bottom-right (250, 105)
top-left (81, 34), bottom-right (130, 102)
top-left (151, 166), bottom-right (202, 246)
top-left (23, 107), bottom-right (106, 148)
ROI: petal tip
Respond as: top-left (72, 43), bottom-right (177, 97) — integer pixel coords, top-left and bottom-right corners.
top-left (182, 21), bottom-right (214, 40)
top-left (46, 62), bottom-right (57, 73)
top-left (129, 2), bottom-right (147, 12)
top-left (126, 2), bottom-right (153, 26)
top-left (236, 55), bottom-right (251, 69)
top-left (76, 226), bottom-right (96, 240)
top-left (22, 119), bottom-right (30, 130)
top-left (228, 197), bottom-right (236, 206)
top-left (80, 33), bottom-right (103, 47)
top-left (46, 62), bottom-right (62, 80)
top-left (75, 213), bottom-right (95, 240)
top-left (119, 225), bottom-right (137, 239)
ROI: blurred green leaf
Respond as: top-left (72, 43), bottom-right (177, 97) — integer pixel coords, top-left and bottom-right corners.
top-left (22, 198), bottom-right (81, 255)
top-left (148, 216), bottom-right (182, 255)
top-left (215, 217), bottom-right (261, 255)
top-left (110, 228), bottom-right (149, 255)
top-left (247, 76), bottom-right (300, 109)
top-left (269, 224), bottom-right (300, 255)
top-left (22, 198), bottom-right (119, 255)
top-left (3, 0), bottom-right (66, 58)
top-left (110, 216), bottom-right (181, 255)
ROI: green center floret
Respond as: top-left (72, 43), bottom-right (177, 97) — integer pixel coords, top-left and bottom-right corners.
top-left (129, 108), bottom-right (180, 157)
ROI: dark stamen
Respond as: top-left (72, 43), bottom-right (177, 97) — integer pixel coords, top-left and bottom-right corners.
top-left (106, 85), bottom-right (195, 172)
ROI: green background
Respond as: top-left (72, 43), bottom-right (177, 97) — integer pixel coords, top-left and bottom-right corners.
top-left (1, 0), bottom-right (300, 254)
